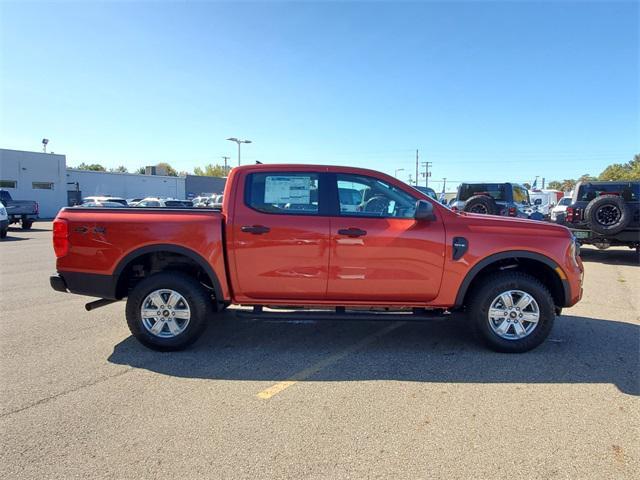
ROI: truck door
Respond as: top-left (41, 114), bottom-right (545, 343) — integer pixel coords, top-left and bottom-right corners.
top-left (327, 173), bottom-right (446, 302)
top-left (229, 170), bottom-right (331, 302)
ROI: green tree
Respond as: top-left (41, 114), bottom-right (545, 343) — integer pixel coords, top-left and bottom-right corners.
top-left (193, 164), bottom-right (229, 177)
top-left (547, 180), bottom-right (562, 190)
top-left (135, 167), bottom-right (146, 174)
top-left (560, 179), bottom-right (577, 192)
top-left (156, 162), bottom-right (178, 176)
top-left (75, 162), bottom-right (106, 172)
top-left (598, 154), bottom-right (640, 181)
top-left (109, 165), bottom-right (128, 173)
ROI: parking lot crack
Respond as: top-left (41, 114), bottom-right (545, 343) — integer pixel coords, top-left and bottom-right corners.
top-left (0, 367), bottom-right (134, 419)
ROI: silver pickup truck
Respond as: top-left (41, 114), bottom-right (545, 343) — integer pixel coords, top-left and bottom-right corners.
top-left (0, 190), bottom-right (39, 229)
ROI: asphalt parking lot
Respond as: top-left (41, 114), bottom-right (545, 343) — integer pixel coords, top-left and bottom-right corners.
top-left (1, 222), bottom-right (638, 479)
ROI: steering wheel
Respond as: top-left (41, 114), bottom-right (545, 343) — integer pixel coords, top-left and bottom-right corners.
top-left (363, 195), bottom-right (390, 215)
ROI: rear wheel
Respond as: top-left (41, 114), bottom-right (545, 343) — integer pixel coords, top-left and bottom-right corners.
top-left (125, 272), bottom-right (213, 351)
top-left (467, 272), bottom-right (555, 353)
top-left (21, 218), bottom-right (33, 230)
top-left (0, 227), bottom-right (7, 239)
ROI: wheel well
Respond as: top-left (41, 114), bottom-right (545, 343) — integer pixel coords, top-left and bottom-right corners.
top-left (461, 257), bottom-right (566, 308)
top-left (115, 251), bottom-right (216, 300)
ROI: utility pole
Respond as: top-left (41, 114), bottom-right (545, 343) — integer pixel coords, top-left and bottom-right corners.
top-left (442, 177), bottom-right (447, 192)
top-left (221, 156), bottom-right (230, 175)
top-left (421, 161), bottom-right (433, 188)
top-left (415, 150), bottom-right (419, 186)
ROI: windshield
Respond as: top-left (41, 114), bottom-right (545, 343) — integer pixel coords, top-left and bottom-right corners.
top-left (558, 197), bottom-right (572, 206)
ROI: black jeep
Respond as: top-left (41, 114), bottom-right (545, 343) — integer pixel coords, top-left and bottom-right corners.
top-left (559, 181), bottom-right (640, 252)
top-left (452, 183), bottom-right (532, 218)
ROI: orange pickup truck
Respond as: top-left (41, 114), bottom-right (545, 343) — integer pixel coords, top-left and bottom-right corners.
top-left (51, 164), bottom-right (583, 353)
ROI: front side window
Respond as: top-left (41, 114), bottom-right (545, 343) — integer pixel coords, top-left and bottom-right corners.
top-left (246, 172), bottom-right (319, 214)
top-left (336, 174), bottom-right (417, 218)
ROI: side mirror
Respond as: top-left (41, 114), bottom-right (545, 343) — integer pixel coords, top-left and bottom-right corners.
top-left (534, 198), bottom-right (542, 205)
top-left (415, 200), bottom-right (436, 221)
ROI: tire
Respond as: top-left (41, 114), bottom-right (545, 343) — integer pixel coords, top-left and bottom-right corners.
top-left (0, 228), bottom-right (7, 239)
top-left (21, 219), bottom-right (33, 230)
top-left (584, 195), bottom-right (630, 235)
top-left (463, 195), bottom-right (498, 215)
top-left (125, 272), bottom-right (213, 351)
top-left (467, 272), bottom-right (555, 353)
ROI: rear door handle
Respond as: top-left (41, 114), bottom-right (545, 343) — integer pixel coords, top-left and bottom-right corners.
top-left (337, 228), bottom-right (367, 237)
top-left (241, 225), bottom-right (271, 235)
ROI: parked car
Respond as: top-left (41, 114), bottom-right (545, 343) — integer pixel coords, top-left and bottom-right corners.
top-left (550, 197), bottom-right (572, 222)
top-left (136, 197), bottom-right (193, 208)
top-left (51, 164), bottom-right (583, 354)
top-left (560, 180), bottom-right (640, 251)
top-left (0, 201), bottom-right (8, 239)
top-left (126, 198), bottom-right (144, 206)
top-left (452, 183), bottom-right (531, 218)
top-left (83, 196), bottom-right (129, 207)
top-left (81, 201), bottom-right (128, 208)
top-left (0, 190), bottom-right (39, 229)
top-left (413, 186), bottom-right (438, 200)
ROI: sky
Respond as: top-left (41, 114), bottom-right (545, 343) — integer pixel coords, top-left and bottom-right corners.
top-left (1, 0), bottom-right (638, 191)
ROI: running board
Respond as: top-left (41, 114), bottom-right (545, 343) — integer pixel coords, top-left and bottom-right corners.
top-left (233, 306), bottom-right (456, 322)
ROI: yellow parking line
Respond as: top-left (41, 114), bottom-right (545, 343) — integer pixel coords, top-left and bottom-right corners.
top-left (256, 321), bottom-right (405, 399)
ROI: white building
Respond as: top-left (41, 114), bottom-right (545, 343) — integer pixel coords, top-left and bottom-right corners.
top-left (0, 149), bottom-right (67, 218)
top-left (0, 148), bottom-right (186, 218)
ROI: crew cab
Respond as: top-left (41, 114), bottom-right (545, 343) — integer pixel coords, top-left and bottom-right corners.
top-left (50, 164), bottom-right (583, 353)
top-left (0, 190), bottom-right (39, 229)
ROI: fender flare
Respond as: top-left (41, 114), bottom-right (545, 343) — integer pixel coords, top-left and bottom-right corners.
top-left (113, 244), bottom-right (224, 302)
top-left (453, 250), bottom-right (570, 308)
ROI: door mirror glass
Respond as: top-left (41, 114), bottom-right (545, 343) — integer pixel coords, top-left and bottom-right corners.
top-left (414, 200), bottom-right (436, 221)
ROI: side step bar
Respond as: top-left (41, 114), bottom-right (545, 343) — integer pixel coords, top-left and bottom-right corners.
top-left (234, 306), bottom-right (455, 322)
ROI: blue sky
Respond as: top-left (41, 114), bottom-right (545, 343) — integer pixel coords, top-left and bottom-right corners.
top-left (1, 0), bottom-right (638, 190)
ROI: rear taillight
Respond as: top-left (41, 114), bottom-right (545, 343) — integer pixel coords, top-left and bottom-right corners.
top-left (35, 202), bottom-right (39, 215)
top-left (53, 219), bottom-right (69, 257)
top-left (508, 207), bottom-right (517, 216)
top-left (566, 207), bottom-right (574, 222)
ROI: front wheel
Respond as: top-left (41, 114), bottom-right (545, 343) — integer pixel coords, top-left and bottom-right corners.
top-left (125, 272), bottom-right (213, 351)
top-left (467, 272), bottom-right (555, 353)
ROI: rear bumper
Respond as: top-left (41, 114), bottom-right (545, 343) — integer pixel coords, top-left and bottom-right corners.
top-left (50, 272), bottom-right (118, 299)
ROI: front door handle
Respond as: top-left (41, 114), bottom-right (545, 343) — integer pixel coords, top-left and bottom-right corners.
top-left (241, 225), bottom-right (271, 235)
top-left (337, 228), bottom-right (367, 237)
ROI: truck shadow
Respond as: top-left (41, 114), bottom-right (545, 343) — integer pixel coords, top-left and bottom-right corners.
top-left (580, 247), bottom-right (639, 267)
top-left (108, 314), bottom-right (639, 396)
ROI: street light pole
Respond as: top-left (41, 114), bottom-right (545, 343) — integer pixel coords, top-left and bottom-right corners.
top-left (226, 137), bottom-right (252, 167)
top-left (394, 168), bottom-right (404, 178)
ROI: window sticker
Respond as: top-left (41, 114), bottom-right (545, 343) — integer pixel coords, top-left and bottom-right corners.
top-left (264, 176), bottom-right (312, 204)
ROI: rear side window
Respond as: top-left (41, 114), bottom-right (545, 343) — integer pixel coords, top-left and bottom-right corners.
top-left (458, 184), bottom-right (506, 201)
top-left (512, 185), bottom-right (529, 204)
top-left (246, 173), bottom-right (320, 214)
top-left (577, 183), bottom-right (639, 202)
